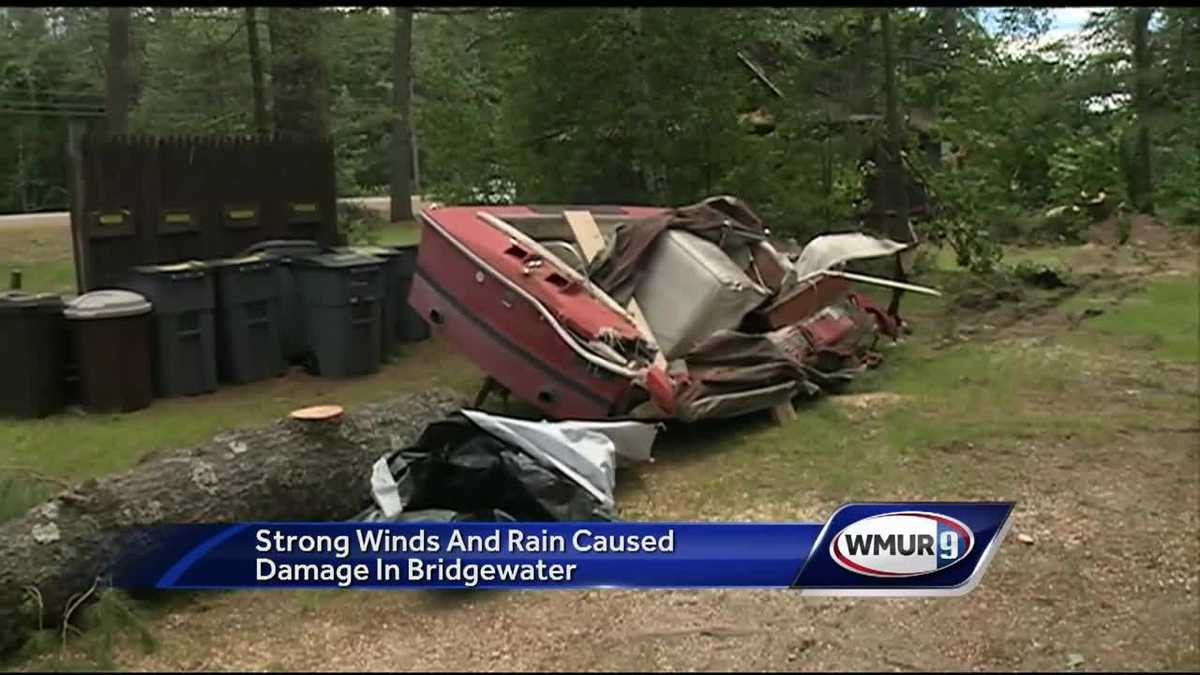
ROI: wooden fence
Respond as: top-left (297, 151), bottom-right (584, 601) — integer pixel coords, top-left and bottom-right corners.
top-left (68, 133), bottom-right (338, 292)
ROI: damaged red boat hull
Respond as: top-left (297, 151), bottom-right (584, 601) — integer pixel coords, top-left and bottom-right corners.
top-left (409, 205), bottom-right (667, 420)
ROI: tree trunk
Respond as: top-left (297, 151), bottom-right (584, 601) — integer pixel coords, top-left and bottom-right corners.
top-left (391, 7), bottom-right (415, 222)
top-left (1131, 7), bottom-right (1154, 214)
top-left (849, 14), bottom-right (876, 116)
top-left (268, 7), bottom-right (331, 138)
top-left (879, 9), bottom-right (913, 318)
top-left (246, 7), bottom-right (270, 135)
top-left (0, 390), bottom-right (465, 658)
top-left (105, 7), bottom-right (133, 136)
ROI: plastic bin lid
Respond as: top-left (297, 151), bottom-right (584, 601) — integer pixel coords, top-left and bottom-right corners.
top-left (333, 245), bottom-right (400, 259)
top-left (239, 239), bottom-right (323, 260)
top-left (64, 289), bottom-right (152, 320)
top-left (131, 260), bottom-right (209, 274)
top-left (0, 291), bottom-right (63, 314)
top-left (206, 254), bottom-right (274, 268)
top-left (294, 252), bottom-right (385, 268)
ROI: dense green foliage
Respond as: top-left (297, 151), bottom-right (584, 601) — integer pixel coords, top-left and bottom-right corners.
top-left (1, 7), bottom-right (1196, 248)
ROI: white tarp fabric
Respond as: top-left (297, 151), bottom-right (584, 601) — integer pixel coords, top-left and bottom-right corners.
top-left (370, 455), bottom-right (405, 518)
top-left (792, 233), bottom-right (910, 279)
top-left (460, 410), bottom-right (659, 508)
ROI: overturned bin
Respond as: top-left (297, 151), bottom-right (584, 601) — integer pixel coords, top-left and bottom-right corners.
top-left (64, 290), bottom-right (154, 413)
top-left (208, 255), bottom-right (286, 384)
top-left (120, 261), bottom-right (218, 397)
top-left (293, 251), bottom-right (385, 377)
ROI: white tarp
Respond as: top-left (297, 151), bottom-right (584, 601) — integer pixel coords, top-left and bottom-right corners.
top-left (792, 233), bottom-right (910, 279)
top-left (370, 455), bottom-right (406, 518)
top-left (460, 410), bottom-right (659, 508)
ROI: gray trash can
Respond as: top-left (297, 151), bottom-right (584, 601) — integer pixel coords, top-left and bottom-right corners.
top-left (239, 239), bottom-right (323, 363)
top-left (65, 290), bottom-right (154, 413)
top-left (391, 244), bottom-right (430, 343)
top-left (120, 261), bottom-right (218, 397)
top-left (333, 245), bottom-right (400, 358)
top-left (293, 252), bottom-right (385, 377)
top-left (208, 255), bottom-right (286, 384)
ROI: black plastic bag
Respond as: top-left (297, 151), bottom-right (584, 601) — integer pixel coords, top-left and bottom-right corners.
top-left (355, 414), bottom-right (616, 522)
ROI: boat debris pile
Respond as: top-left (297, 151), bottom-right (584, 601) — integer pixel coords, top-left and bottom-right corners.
top-left (409, 196), bottom-right (940, 423)
top-left (355, 409), bottom-right (659, 523)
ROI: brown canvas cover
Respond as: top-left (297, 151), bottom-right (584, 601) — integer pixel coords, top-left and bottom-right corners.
top-left (588, 195), bottom-right (768, 304)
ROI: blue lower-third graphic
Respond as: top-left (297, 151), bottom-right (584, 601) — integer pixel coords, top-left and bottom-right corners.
top-left (109, 502), bottom-right (1014, 595)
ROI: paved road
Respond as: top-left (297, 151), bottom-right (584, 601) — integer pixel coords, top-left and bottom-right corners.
top-left (0, 195), bottom-right (418, 230)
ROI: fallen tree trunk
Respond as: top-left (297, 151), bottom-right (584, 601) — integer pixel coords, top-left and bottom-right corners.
top-left (0, 389), bottom-right (465, 656)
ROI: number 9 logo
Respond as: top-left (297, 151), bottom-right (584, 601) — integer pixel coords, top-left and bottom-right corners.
top-left (939, 531), bottom-right (959, 560)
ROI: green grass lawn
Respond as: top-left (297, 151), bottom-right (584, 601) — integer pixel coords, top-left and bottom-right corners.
top-left (1061, 274), bottom-right (1200, 363)
top-left (376, 219), bottom-right (421, 246)
top-left (0, 339), bottom-right (481, 522)
top-left (0, 257), bottom-right (75, 295)
top-left (0, 224), bottom-right (78, 295)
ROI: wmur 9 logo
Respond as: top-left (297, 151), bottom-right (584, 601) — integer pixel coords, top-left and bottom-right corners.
top-left (829, 511), bottom-right (975, 577)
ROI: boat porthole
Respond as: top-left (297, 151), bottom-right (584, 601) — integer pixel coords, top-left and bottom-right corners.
top-left (428, 308), bottom-right (444, 325)
top-left (474, 271), bottom-right (485, 284)
top-left (536, 387), bottom-right (556, 404)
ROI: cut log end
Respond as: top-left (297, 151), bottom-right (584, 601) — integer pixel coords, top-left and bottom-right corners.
top-left (289, 404), bottom-right (344, 422)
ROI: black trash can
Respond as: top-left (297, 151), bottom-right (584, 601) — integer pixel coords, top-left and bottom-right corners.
top-left (208, 255), bottom-right (287, 384)
top-left (0, 292), bottom-right (66, 418)
top-left (239, 239), bottom-right (323, 364)
top-left (120, 261), bottom-right (218, 397)
top-left (391, 244), bottom-right (430, 343)
top-left (293, 252), bottom-right (385, 377)
top-left (64, 290), bottom-right (154, 413)
top-left (333, 245), bottom-right (400, 358)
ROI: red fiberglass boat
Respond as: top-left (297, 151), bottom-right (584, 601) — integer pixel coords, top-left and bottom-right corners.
top-left (408, 205), bottom-right (677, 420)
top-left (409, 199), bottom-right (942, 423)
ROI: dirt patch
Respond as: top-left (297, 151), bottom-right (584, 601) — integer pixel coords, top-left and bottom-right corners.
top-left (1080, 216), bottom-right (1200, 278)
top-left (830, 392), bottom-right (906, 421)
top-left (1090, 214), bottom-right (1199, 249)
top-left (943, 226), bottom-right (1198, 347)
top-left (51, 426), bottom-right (1192, 673)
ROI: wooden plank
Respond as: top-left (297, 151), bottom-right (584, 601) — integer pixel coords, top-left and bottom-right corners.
top-left (821, 269), bottom-right (942, 296)
top-left (563, 209), bottom-right (607, 261)
top-left (564, 209), bottom-right (667, 369)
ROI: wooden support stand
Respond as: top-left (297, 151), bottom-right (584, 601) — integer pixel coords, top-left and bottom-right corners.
top-left (474, 376), bottom-right (511, 410)
top-left (769, 400), bottom-right (797, 425)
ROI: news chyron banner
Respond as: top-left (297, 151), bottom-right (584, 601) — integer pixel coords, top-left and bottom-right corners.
top-left (113, 503), bottom-right (1015, 596)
